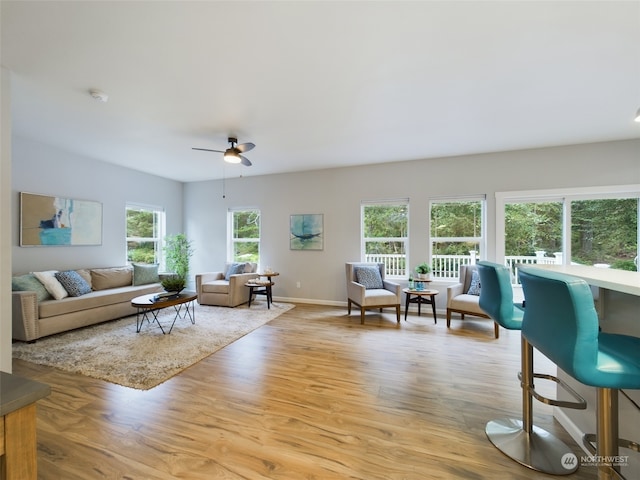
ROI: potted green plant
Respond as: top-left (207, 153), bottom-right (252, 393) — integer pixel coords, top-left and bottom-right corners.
top-left (415, 262), bottom-right (432, 280)
top-left (161, 234), bottom-right (194, 292)
top-left (160, 275), bottom-right (186, 293)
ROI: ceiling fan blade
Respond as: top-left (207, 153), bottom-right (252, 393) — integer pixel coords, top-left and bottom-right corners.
top-left (240, 155), bottom-right (252, 167)
top-left (192, 148), bottom-right (225, 153)
top-left (236, 142), bottom-right (255, 153)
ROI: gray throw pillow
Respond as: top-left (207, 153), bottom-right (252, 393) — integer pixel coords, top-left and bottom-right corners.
top-left (355, 266), bottom-right (384, 289)
top-left (467, 270), bottom-right (481, 296)
top-left (225, 263), bottom-right (246, 281)
top-left (133, 263), bottom-right (160, 285)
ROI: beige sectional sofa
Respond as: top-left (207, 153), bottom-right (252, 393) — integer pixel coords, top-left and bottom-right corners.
top-left (11, 265), bottom-right (163, 342)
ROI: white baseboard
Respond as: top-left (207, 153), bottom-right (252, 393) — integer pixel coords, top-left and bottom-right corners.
top-left (272, 296), bottom-right (447, 316)
top-left (554, 407), bottom-right (591, 455)
top-left (272, 296), bottom-right (345, 307)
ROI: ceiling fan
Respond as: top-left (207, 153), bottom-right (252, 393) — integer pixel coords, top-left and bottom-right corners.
top-left (192, 137), bottom-right (255, 166)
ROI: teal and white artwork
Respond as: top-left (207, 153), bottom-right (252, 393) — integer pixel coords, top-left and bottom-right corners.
top-left (20, 192), bottom-right (103, 246)
top-left (290, 214), bottom-right (323, 250)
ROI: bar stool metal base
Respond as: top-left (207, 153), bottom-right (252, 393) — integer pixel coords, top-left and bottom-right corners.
top-left (486, 418), bottom-right (579, 475)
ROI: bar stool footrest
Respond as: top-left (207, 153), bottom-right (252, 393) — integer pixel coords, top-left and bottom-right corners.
top-left (583, 432), bottom-right (640, 454)
top-left (517, 371), bottom-right (587, 410)
top-left (582, 434), bottom-right (632, 480)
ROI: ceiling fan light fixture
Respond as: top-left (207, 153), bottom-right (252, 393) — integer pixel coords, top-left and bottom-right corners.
top-left (193, 137), bottom-right (254, 167)
top-left (224, 150), bottom-right (242, 164)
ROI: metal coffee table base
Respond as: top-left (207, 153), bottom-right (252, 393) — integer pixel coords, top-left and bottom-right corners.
top-left (135, 300), bottom-right (195, 334)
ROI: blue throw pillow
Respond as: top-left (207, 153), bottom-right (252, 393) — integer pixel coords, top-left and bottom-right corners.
top-left (225, 263), bottom-right (246, 281)
top-left (467, 269), bottom-right (481, 296)
top-left (55, 270), bottom-right (92, 297)
top-left (355, 266), bottom-right (384, 289)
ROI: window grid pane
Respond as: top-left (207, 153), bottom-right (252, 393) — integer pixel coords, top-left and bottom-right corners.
top-left (126, 206), bottom-right (164, 266)
top-left (430, 199), bottom-right (484, 279)
top-left (431, 201), bottom-right (482, 238)
top-left (230, 209), bottom-right (261, 264)
top-left (362, 203), bottom-right (408, 277)
top-left (233, 210), bottom-right (260, 239)
top-left (571, 198), bottom-right (638, 270)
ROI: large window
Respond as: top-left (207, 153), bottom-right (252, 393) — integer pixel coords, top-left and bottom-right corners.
top-left (504, 200), bottom-right (563, 261)
top-left (571, 198), bottom-right (638, 270)
top-left (361, 201), bottom-right (408, 277)
top-left (430, 197), bottom-right (485, 279)
top-left (229, 209), bottom-right (260, 264)
top-left (126, 204), bottom-right (165, 266)
top-left (496, 186), bottom-right (639, 272)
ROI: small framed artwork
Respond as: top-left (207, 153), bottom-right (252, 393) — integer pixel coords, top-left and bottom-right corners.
top-left (20, 192), bottom-right (103, 246)
top-left (290, 214), bottom-right (323, 250)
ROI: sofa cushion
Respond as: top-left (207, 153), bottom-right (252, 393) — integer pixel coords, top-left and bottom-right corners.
top-left (91, 266), bottom-right (133, 290)
top-left (75, 269), bottom-right (93, 288)
top-left (32, 270), bottom-right (69, 300)
top-left (38, 284), bottom-right (161, 319)
top-left (55, 270), bottom-right (92, 297)
top-left (450, 294), bottom-right (485, 314)
top-left (355, 266), bottom-right (383, 289)
top-left (363, 288), bottom-right (398, 306)
top-left (12, 273), bottom-right (52, 302)
top-left (133, 263), bottom-right (160, 286)
top-left (201, 280), bottom-right (230, 294)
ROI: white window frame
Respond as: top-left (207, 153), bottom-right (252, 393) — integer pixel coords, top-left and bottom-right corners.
top-left (227, 208), bottom-right (261, 265)
top-left (428, 195), bottom-right (487, 280)
top-left (495, 184), bottom-right (640, 265)
top-left (125, 202), bottom-right (166, 268)
top-left (361, 199), bottom-right (409, 279)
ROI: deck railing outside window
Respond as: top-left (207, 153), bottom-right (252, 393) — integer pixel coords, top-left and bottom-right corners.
top-left (364, 251), bottom-right (563, 284)
top-left (362, 254), bottom-right (406, 277)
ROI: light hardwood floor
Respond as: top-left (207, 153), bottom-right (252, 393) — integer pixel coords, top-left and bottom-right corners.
top-left (13, 304), bottom-right (597, 479)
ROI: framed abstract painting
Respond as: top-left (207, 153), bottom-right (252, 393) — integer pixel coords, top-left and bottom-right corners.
top-left (20, 192), bottom-right (103, 246)
top-left (290, 214), bottom-right (323, 250)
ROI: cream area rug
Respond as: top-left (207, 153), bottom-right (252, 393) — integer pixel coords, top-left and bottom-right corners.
top-left (13, 302), bottom-right (294, 390)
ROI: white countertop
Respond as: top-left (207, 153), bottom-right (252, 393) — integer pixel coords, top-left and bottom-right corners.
top-left (528, 264), bottom-right (640, 296)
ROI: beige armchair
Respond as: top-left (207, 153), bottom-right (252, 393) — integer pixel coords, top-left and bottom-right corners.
top-left (346, 262), bottom-right (401, 324)
top-left (446, 264), bottom-right (499, 338)
top-left (196, 262), bottom-right (259, 307)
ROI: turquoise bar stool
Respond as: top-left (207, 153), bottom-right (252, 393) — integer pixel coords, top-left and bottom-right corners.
top-left (477, 261), bottom-right (586, 475)
top-left (519, 267), bottom-right (640, 480)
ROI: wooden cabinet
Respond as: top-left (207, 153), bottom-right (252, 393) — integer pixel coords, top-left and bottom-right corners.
top-left (0, 372), bottom-right (50, 480)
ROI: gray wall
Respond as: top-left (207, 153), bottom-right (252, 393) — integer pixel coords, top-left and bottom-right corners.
top-left (1, 67), bottom-right (12, 371)
top-left (11, 137), bottom-right (184, 274)
top-left (185, 139), bottom-right (640, 307)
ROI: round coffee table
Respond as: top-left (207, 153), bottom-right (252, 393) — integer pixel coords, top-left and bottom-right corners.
top-left (131, 291), bottom-right (197, 334)
top-left (403, 288), bottom-right (439, 323)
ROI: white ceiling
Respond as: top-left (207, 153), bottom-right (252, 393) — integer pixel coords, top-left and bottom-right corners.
top-left (2, 1), bottom-right (640, 182)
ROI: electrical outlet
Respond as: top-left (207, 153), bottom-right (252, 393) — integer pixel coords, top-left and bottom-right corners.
top-left (296, 281), bottom-right (301, 288)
